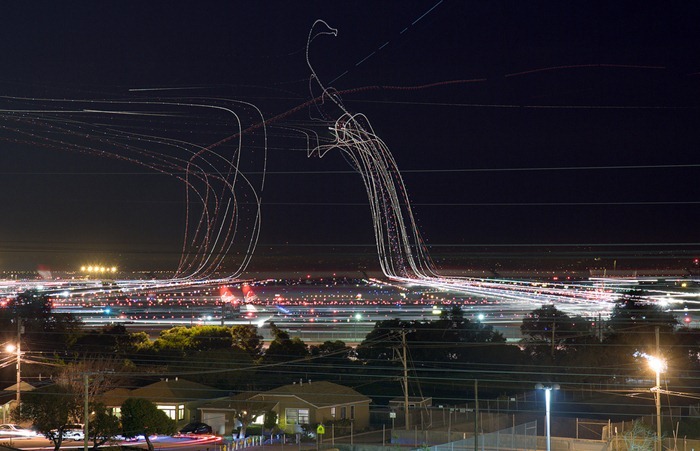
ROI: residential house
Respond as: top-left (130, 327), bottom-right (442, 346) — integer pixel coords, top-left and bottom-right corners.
top-left (1, 379), bottom-right (53, 424)
top-left (99, 378), bottom-right (224, 429)
top-left (199, 380), bottom-right (371, 436)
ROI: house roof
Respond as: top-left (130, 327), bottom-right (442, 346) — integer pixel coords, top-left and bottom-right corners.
top-left (2, 380), bottom-right (42, 392)
top-left (1, 380), bottom-right (55, 406)
top-left (252, 381), bottom-right (370, 408)
top-left (199, 396), bottom-right (277, 412)
top-left (128, 378), bottom-right (224, 403)
top-left (98, 387), bottom-right (133, 407)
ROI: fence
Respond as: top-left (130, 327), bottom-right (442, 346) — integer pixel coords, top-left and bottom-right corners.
top-left (420, 421), bottom-right (538, 451)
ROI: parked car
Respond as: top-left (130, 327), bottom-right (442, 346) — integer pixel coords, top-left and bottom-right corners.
top-left (179, 422), bottom-right (212, 435)
top-left (60, 424), bottom-right (85, 441)
top-left (0, 424), bottom-right (40, 437)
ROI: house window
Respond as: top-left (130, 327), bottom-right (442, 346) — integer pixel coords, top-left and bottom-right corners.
top-left (340, 407), bottom-right (347, 419)
top-left (158, 405), bottom-right (177, 420)
top-left (350, 405), bottom-right (355, 420)
top-left (286, 408), bottom-right (310, 424)
top-left (330, 407), bottom-right (336, 418)
top-left (178, 405), bottom-right (185, 420)
top-left (111, 407), bottom-right (121, 418)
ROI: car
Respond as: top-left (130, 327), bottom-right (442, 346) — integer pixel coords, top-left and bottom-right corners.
top-left (60, 424), bottom-right (85, 441)
top-left (0, 424), bottom-right (40, 437)
top-left (179, 422), bottom-right (212, 435)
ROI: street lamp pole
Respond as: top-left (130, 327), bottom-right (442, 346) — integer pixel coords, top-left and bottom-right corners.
top-left (647, 354), bottom-right (664, 451)
top-left (654, 366), bottom-right (661, 451)
top-left (545, 389), bottom-right (551, 451)
top-left (5, 343), bottom-right (21, 410)
top-left (15, 340), bottom-right (20, 407)
top-left (536, 384), bottom-right (560, 451)
top-left (646, 326), bottom-right (665, 451)
top-left (15, 318), bottom-right (21, 409)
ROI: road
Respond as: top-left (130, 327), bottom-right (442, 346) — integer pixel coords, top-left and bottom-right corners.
top-left (0, 434), bottom-right (223, 450)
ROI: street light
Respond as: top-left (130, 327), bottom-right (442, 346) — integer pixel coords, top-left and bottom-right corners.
top-left (536, 384), bottom-right (560, 451)
top-left (354, 313), bottom-right (362, 341)
top-left (648, 356), bottom-right (666, 451)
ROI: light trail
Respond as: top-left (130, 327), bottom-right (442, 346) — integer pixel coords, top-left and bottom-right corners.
top-left (0, 96), bottom-right (267, 281)
top-left (303, 20), bottom-right (635, 310)
top-left (0, 20), bottom-right (688, 316)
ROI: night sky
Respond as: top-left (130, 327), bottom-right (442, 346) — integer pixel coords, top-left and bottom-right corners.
top-left (1, 2), bottom-right (699, 273)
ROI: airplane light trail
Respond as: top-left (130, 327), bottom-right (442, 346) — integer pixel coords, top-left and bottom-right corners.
top-left (0, 20), bottom-right (685, 313)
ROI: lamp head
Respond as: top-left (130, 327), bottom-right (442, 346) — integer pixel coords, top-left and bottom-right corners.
top-left (648, 356), bottom-right (666, 374)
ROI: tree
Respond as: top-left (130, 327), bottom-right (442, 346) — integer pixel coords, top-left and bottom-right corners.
top-left (263, 323), bottom-right (309, 363)
top-left (15, 384), bottom-right (81, 451)
top-left (357, 310), bottom-right (505, 364)
top-left (166, 347), bottom-right (256, 390)
top-left (190, 326), bottom-right (235, 350)
top-left (520, 305), bottom-right (593, 363)
top-left (56, 358), bottom-right (125, 404)
top-left (121, 398), bottom-right (176, 451)
top-left (607, 291), bottom-right (678, 344)
top-left (71, 324), bottom-right (150, 356)
top-left (226, 397), bottom-right (274, 439)
top-left (153, 325), bottom-right (233, 351)
top-left (622, 420), bottom-right (656, 451)
top-left (356, 318), bottom-right (408, 362)
top-left (87, 403), bottom-right (121, 450)
top-left (603, 291), bottom-right (679, 378)
top-left (0, 289), bottom-right (82, 354)
top-left (309, 340), bottom-right (353, 359)
top-left (419, 306), bottom-right (506, 362)
top-left (231, 325), bottom-right (264, 358)
top-left (263, 410), bottom-right (278, 437)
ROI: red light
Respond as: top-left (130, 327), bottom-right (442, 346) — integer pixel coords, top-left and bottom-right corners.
top-left (685, 317), bottom-right (691, 323)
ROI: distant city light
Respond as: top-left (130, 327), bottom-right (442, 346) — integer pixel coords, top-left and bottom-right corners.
top-left (81, 265), bottom-right (118, 274)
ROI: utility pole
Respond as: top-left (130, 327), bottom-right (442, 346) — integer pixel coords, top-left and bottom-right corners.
top-left (84, 373), bottom-right (90, 451)
top-left (551, 319), bottom-right (556, 360)
top-left (474, 380), bottom-right (479, 451)
top-left (83, 370), bottom-right (113, 451)
top-left (655, 326), bottom-right (661, 451)
top-left (402, 331), bottom-right (410, 431)
top-left (16, 318), bottom-right (21, 408)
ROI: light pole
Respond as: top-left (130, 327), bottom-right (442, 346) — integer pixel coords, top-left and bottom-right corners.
top-left (354, 313), bottom-right (362, 342)
top-left (4, 343), bottom-right (21, 409)
top-left (648, 356), bottom-right (666, 451)
top-left (536, 384), bottom-right (560, 451)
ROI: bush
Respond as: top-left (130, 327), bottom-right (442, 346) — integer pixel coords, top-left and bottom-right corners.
top-left (244, 425), bottom-right (262, 436)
